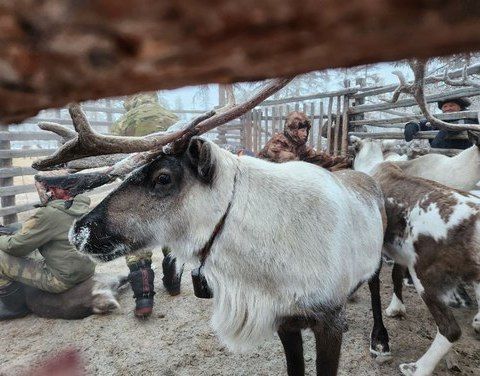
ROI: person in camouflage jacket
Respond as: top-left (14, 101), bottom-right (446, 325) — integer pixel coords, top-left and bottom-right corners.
top-left (258, 111), bottom-right (352, 171)
top-left (113, 93), bottom-right (183, 319)
top-left (0, 178), bottom-right (96, 320)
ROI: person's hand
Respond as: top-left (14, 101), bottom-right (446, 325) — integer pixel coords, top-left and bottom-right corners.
top-left (404, 122), bottom-right (420, 142)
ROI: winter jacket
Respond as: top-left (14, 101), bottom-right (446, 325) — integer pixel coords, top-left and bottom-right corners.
top-left (404, 116), bottom-right (479, 149)
top-left (0, 195), bottom-right (95, 286)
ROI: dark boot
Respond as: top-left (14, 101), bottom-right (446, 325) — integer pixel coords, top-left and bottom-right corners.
top-left (128, 260), bottom-right (155, 319)
top-left (0, 282), bottom-right (30, 320)
top-left (162, 254), bottom-right (184, 296)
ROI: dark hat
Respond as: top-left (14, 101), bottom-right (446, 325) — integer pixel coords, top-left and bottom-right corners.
top-left (34, 172), bottom-right (114, 196)
top-left (437, 97), bottom-right (471, 110)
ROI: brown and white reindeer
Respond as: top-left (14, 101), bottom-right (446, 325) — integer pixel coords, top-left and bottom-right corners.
top-left (34, 79), bottom-right (392, 376)
top-left (372, 161), bottom-right (480, 376)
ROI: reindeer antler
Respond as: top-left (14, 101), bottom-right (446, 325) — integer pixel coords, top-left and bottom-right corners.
top-left (390, 59), bottom-right (480, 132)
top-left (34, 77), bottom-right (293, 173)
top-left (430, 65), bottom-right (480, 88)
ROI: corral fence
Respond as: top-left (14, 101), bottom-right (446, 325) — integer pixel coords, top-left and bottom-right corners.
top-left (2, 64), bottom-right (480, 225)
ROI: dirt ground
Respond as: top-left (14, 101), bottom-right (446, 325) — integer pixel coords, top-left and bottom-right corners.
top-left (0, 260), bottom-right (479, 376)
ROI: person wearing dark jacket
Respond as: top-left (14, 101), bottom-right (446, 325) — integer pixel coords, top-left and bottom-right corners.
top-left (404, 97), bottom-right (478, 149)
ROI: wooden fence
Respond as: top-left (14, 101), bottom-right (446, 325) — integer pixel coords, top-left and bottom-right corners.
top-left (0, 101), bottom-right (235, 226)
top-left (2, 64), bottom-right (480, 225)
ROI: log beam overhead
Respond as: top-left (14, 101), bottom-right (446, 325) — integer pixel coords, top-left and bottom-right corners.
top-left (1, 1), bottom-right (480, 123)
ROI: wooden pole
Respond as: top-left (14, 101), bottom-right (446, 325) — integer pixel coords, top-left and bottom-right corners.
top-left (0, 124), bottom-right (17, 225)
top-left (309, 102), bottom-right (315, 146)
top-left (333, 96), bottom-right (342, 156)
top-left (317, 101), bottom-right (324, 150)
top-left (326, 97), bottom-right (334, 155)
top-left (341, 95), bottom-right (350, 156)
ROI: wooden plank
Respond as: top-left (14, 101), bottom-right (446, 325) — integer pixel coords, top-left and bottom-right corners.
top-left (0, 184), bottom-right (36, 197)
top-left (0, 149), bottom-right (56, 158)
top-left (257, 109), bottom-right (262, 150)
top-left (349, 130), bottom-right (468, 140)
top-left (0, 202), bottom-right (36, 218)
top-left (350, 110), bottom-right (479, 126)
top-left (0, 123), bottom-right (17, 224)
top-left (0, 167), bottom-right (37, 178)
top-left (349, 87), bottom-right (480, 115)
top-left (317, 101), bottom-right (324, 150)
top-left (341, 95), bottom-right (349, 156)
top-left (326, 97), bottom-right (334, 154)
top-left (245, 112), bottom-right (253, 150)
top-left (252, 110), bottom-right (258, 153)
top-left (260, 87), bottom-right (358, 106)
top-left (0, 131), bottom-right (61, 141)
top-left (333, 96), bottom-right (342, 156)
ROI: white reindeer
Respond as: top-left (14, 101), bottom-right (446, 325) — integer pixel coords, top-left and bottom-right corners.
top-left (69, 137), bottom-right (391, 375)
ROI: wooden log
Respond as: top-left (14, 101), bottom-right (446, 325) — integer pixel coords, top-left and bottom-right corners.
top-left (0, 167), bottom-right (37, 179)
top-left (0, 184), bottom-right (36, 197)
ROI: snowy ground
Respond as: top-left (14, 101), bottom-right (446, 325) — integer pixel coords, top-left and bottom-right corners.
top-left (1, 260), bottom-right (479, 376)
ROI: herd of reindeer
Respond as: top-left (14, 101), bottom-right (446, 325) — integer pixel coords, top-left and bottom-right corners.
top-left (14, 73), bottom-right (480, 376)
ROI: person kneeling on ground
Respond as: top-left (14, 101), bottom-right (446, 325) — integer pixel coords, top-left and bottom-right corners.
top-left (0, 174), bottom-right (96, 320)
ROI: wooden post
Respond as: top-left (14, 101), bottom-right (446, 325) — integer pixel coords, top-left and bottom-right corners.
top-left (326, 97), bottom-right (334, 155)
top-left (257, 109), bottom-right (262, 150)
top-left (252, 110), bottom-right (258, 153)
top-left (341, 95), bottom-right (350, 156)
top-left (317, 101), bottom-right (324, 150)
top-left (352, 78), bottom-right (366, 132)
top-left (333, 96), bottom-right (342, 156)
top-left (0, 124), bottom-right (17, 225)
top-left (309, 102), bottom-right (315, 146)
top-left (245, 111), bottom-right (253, 151)
top-left (263, 107), bottom-right (269, 146)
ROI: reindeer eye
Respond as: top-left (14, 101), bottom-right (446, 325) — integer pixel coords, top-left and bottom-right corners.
top-left (157, 173), bottom-right (171, 185)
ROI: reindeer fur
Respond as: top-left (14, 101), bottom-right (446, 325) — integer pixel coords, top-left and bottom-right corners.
top-left (72, 138), bottom-right (387, 356)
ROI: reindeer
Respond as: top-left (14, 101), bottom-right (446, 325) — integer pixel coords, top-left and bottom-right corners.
top-left (34, 79), bottom-right (392, 376)
top-left (370, 161), bottom-right (480, 376)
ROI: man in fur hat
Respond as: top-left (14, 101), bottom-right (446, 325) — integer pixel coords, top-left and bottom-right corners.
top-left (404, 96), bottom-right (478, 149)
top-left (258, 111), bottom-right (352, 171)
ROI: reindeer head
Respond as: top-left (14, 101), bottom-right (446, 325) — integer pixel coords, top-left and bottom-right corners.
top-left (70, 138), bottom-right (236, 262)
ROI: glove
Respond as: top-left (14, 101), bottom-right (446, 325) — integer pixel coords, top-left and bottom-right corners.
top-left (404, 122), bottom-right (420, 142)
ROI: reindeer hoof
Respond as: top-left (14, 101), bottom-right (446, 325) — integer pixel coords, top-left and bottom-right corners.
top-left (399, 362), bottom-right (417, 376)
top-left (472, 316), bottom-right (480, 334)
top-left (369, 346), bottom-right (392, 364)
top-left (385, 306), bottom-right (406, 318)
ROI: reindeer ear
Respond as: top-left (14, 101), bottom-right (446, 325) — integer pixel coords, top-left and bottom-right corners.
top-left (187, 137), bottom-right (216, 183)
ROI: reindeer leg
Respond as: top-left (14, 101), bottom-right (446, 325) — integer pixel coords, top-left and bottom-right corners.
top-left (278, 326), bottom-right (305, 376)
top-left (368, 266), bottom-right (392, 362)
top-left (472, 282), bottom-right (480, 333)
top-left (400, 271), bottom-right (461, 376)
top-left (386, 263), bottom-right (406, 318)
top-left (312, 318), bottom-right (343, 376)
